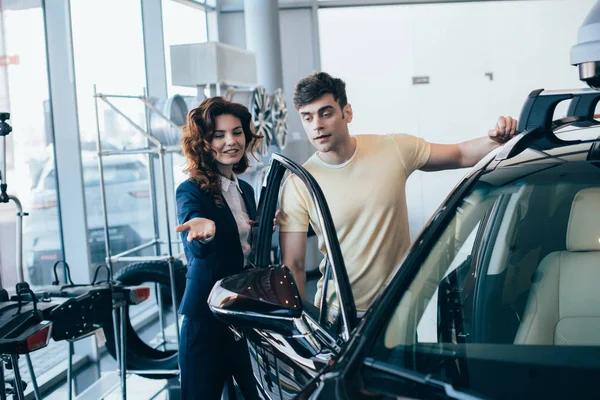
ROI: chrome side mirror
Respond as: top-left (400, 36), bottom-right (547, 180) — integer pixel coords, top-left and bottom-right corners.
top-left (208, 266), bottom-right (302, 335)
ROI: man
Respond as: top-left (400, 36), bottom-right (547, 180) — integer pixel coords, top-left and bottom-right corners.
top-left (278, 72), bottom-right (517, 311)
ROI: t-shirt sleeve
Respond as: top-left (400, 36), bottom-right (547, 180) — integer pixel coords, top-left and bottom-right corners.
top-left (278, 175), bottom-right (310, 233)
top-left (391, 134), bottom-right (431, 175)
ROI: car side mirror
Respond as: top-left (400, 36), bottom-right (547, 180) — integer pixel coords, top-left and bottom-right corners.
top-left (208, 266), bottom-right (303, 336)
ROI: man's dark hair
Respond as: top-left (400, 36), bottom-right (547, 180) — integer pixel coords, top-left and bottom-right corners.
top-left (293, 72), bottom-right (348, 112)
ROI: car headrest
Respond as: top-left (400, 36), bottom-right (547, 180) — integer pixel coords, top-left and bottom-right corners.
top-left (566, 187), bottom-right (600, 251)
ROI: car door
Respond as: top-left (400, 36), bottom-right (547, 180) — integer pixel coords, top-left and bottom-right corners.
top-left (248, 153), bottom-right (358, 399)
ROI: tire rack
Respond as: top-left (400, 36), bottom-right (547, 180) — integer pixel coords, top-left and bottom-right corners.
top-left (70, 86), bottom-right (185, 400)
top-left (0, 114), bottom-right (44, 400)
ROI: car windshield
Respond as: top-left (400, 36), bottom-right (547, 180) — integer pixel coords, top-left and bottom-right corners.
top-left (371, 157), bottom-right (600, 399)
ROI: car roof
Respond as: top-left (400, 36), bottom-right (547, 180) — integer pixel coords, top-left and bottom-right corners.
top-left (497, 139), bottom-right (599, 166)
top-left (481, 128), bottom-right (600, 188)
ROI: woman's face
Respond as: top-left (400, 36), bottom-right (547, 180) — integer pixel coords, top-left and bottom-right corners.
top-left (211, 114), bottom-right (246, 169)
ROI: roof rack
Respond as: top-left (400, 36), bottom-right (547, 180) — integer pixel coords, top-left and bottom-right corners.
top-left (496, 88), bottom-right (600, 161)
top-left (517, 88), bottom-right (600, 132)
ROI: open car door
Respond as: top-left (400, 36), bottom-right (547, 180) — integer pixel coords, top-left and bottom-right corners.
top-left (209, 153), bottom-right (357, 399)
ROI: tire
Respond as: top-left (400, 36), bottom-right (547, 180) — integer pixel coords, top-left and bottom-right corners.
top-left (103, 260), bottom-right (187, 379)
top-left (115, 260), bottom-right (186, 310)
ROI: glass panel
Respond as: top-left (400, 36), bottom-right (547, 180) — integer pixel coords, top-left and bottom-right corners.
top-left (1, 0), bottom-right (62, 287)
top-left (163, 0), bottom-right (208, 197)
top-left (162, 0), bottom-right (207, 97)
top-left (0, 0), bottom-right (70, 385)
top-left (320, 260), bottom-right (342, 338)
top-left (371, 160), bottom-right (600, 399)
top-left (70, 0), bottom-right (152, 274)
top-left (278, 171), bottom-right (346, 339)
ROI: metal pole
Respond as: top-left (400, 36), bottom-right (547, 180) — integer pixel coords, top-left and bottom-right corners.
top-left (98, 96), bottom-right (161, 147)
top-left (100, 147), bottom-right (159, 156)
top-left (120, 303), bottom-right (127, 400)
top-left (67, 341), bottom-right (74, 400)
top-left (94, 85), bottom-right (115, 281)
top-left (143, 88), bottom-right (162, 259)
top-left (0, 136), bottom-right (5, 186)
top-left (7, 195), bottom-right (41, 400)
top-left (24, 354), bottom-right (41, 400)
top-left (243, 0), bottom-right (284, 92)
top-left (155, 282), bottom-right (167, 351)
top-left (8, 196), bottom-right (23, 282)
top-left (110, 239), bottom-right (160, 259)
top-left (142, 89), bottom-right (171, 348)
top-left (10, 356), bottom-right (24, 400)
top-left (111, 307), bottom-right (121, 391)
top-left (158, 149), bottom-right (180, 346)
top-left (95, 94), bottom-right (144, 99)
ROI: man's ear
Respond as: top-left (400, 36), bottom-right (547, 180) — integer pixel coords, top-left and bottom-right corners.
top-left (343, 104), bottom-right (353, 123)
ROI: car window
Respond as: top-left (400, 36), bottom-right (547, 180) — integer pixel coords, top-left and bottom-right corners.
top-left (369, 160), bottom-right (600, 399)
top-left (255, 155), bottom-right (356, 346)
top-left (278, 172), bottom-right (347, 342)
top-left (41, 161), bottom-right (148, 190)
top-left (83, 162), bottom-right (148, 186)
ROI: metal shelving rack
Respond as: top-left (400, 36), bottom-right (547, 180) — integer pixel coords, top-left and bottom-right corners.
top-left (73, 85), bottom-right (185, 400)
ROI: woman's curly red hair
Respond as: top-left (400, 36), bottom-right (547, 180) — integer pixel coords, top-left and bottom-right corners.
top-left (181, 96), bottom-right (262, 206)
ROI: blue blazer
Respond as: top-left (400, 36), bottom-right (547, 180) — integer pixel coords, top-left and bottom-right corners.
top-left (176, 178), bottom-right (257, 318)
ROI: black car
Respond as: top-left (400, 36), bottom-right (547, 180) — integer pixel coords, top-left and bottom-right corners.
top-left (209, 88), bottom-right (600, 400)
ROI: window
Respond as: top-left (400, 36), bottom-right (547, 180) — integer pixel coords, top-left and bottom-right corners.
top-left (70, 0), bottom-right (152, 271)
top-left (1, 0), bottom-right (62, 287)
top-left (162, 0), bottom-right (209, 210)
top-left (370, 160), bottom-right (600, 399)
top-left (278, 171), bottom-right (348, 343)
top-left (162, 0), bottom-right (208, 98)
top-left (83, 162), bottom-right (149, 187)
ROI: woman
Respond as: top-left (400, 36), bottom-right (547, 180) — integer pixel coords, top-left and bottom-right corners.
top-left (175, 96), bottom-right (261, 400)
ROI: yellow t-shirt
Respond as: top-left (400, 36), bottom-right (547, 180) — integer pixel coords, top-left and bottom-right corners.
top-left (279, 134), bottom-right (431, 310)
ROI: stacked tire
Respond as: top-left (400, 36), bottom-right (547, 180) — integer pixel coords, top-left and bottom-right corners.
top-left (103, 260), bottom-right (186, 379)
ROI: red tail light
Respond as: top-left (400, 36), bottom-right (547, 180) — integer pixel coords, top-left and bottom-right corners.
top-left (16, 321), bottom-right (52, 354)
top-left (129, 286), bottom-right (151, 305)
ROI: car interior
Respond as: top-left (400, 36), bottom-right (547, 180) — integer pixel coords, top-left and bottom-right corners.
top-left (383, 161), bottom-right (600, 350)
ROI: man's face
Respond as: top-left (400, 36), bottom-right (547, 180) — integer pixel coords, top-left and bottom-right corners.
top-left (298, 94), bottom-right (352, 153)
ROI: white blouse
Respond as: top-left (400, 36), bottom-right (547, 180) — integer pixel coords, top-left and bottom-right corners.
top-left (219, 174), bottom-right (252, 266)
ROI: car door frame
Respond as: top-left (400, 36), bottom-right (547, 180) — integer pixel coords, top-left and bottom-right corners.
top-left (247, 153), bottom-right (358, 398)
top-left (253, 153), bottom-right (357, 340)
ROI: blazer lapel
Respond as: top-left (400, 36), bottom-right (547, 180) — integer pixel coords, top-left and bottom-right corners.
top-left (220, 195), bottom-right (239, 234)
top-left (240, 185), bottom-right (257, 221)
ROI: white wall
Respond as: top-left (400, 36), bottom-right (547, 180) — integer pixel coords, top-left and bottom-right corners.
top-left (319, 0), bottom-right (595, 239)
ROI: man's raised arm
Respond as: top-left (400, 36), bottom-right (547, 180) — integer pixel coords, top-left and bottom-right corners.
top-left (280, 231), bottom-right (307, 299)
top-left (422, 116), bottom-right (518, 171)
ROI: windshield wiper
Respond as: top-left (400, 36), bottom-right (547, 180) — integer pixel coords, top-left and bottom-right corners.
top-left (363, 357), bottom-right (483, 400)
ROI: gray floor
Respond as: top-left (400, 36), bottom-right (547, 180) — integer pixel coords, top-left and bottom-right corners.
top-left (3, 340), bottom-right (68, 386)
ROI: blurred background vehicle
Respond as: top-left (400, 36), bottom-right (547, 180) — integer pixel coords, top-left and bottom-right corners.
top-left (23, 142), bottom-right (154, 285)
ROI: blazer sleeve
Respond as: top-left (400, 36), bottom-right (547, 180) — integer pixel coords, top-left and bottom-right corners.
top-left (176, 182), bottom-right (216, 259)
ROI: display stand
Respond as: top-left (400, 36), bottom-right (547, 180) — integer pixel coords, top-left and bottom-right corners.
top-left (66, 88), bottom-right (184, 400)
